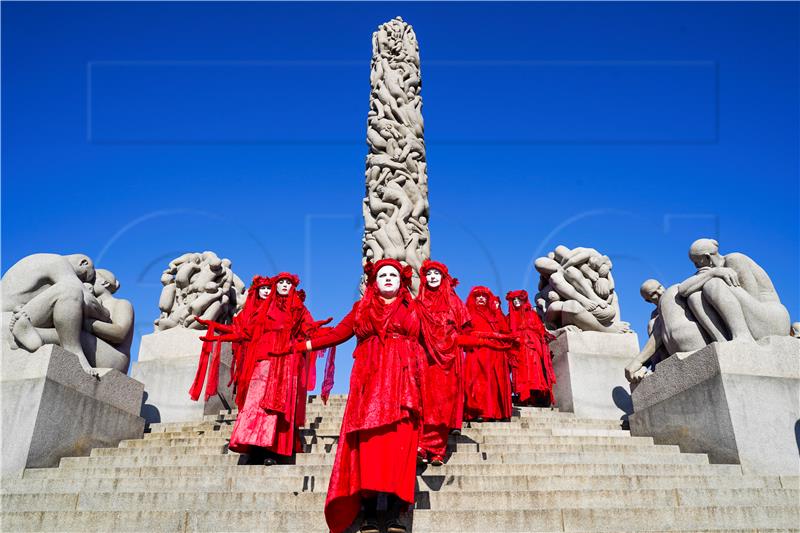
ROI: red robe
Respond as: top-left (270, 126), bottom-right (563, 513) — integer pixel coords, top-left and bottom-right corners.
top-left (416, 260), bottom-right (469, 457)
top-left (462, 287), bottom-right (514, 421)
top-left (309, 276), bottom-right (425, 533)
top-left (229, 277), bottom-right (316, 457)
top-left (507, 290), bottom-right (556, 405)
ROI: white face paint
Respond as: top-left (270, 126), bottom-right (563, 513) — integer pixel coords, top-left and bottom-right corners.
top-left (257, 285), bottom-right (270, 299)
top-left (425, 268), bottom-right (442, 288)
top-left (276, 279), bottom-right (292, 296)
top-left (475, 294), bottom-right (487, 306)
top-left (376, 265), bottom-right (400, 298)
top-left (512, 297), bottom-right (522, 308)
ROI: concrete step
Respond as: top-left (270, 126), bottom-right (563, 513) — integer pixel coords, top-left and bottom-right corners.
top-left (23, 461), bottom-right (748, 480)
top-left (3, 505), bottom-right (799, 532)
top-left (295, 451), bottom-right (710, 466)
top-left (5, 487), bottom-right (797, 513)
top-left (98, 441), bottom-right (683, 457)
top-left (3, 473), bottom-right (787, 496)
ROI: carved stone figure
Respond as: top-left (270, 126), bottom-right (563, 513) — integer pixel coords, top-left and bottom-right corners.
top-left (1, 253), bottom-right (133, 375)
top-left (154, 251), bottom-right (245, 331)
top-left (625, 239), bottom-right (792, 383)
top-left (83, 269), bottom-right (135, 372)
top-left (534, 245), bottom-right (630, 334)
top-left (675, 238), bottom-right (791, 343)
top-left (791, 322), bottom-right (800, 338)
top-left (624, 279), bottom-right (707, 383)
top-left (362, 17), bottom-right (430, 293)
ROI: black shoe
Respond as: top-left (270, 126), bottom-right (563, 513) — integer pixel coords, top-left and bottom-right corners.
top-left (358, 521), bottom-right (380, 533)
top-left (450, 428), bottom-right (461, 436)
top-left (386, 522), bottom-right (407, 533)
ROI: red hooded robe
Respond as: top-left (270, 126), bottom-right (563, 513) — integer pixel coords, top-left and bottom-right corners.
top-left (305, 259), bottom-right (425, 533)
top-left (228, 273), bottom-right (318, 457)
top-left (462, 286), bottom-right (514, 421)
top-left (416, 260), bottom-right (469, 457)
top-left (506, 290), bottom-right (556, 405)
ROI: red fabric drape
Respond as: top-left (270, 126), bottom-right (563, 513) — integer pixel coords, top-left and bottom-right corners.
top-left (506, 290), bottom-right (556, 404)
top-left (307, 259), bottom-right (425, 533)
top-left (416, 260), bottom-right (469, 456)
top-left (228, 273), bottom-right (319, 457)
top-left (462, 286), bottom-right (514, 421)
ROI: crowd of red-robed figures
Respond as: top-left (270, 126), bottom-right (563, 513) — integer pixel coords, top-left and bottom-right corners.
top-left (189, 258), bottom-right (555, 533)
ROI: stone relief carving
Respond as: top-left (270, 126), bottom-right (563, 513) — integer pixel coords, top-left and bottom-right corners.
top-left (362, 17), bottom-right (430, 292)
top-left (154, 251), bottom-right (245, 332)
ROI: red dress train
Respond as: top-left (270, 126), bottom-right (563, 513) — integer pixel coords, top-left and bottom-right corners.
top-left (462, 287), bottom-right (514, 421)
top-left (307, 260), bottom-right (425, 533)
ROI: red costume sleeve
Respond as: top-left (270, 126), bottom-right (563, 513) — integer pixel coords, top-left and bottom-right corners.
top-left (308, 304), bottom-right (358, 351)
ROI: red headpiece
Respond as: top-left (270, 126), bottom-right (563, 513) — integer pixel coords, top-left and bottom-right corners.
top-left (420, 259), bottom-right (459, 288)
top-left (364, 258), bottom-right (413, 288)
top-left (272, 272), bottom-right (300, 288)
top-left (506, 290), bottom-right (529, 303)
top-left (251, 275), bottom-right (271, 288)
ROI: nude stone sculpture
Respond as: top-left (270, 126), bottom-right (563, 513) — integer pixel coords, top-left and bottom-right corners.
top-left (1, 253), bottom-right (131, 375)
top-left (625, 239), bottom-right (792, 383)
top-left (362, 17), bottom-right (430, 293)
top-left (154, 251), bottom-right (245, 331)
top-left (534, 245), bottom-right (630, 334)
top-left (624, 279), bottom-right (707, 383)
top-left (677, 238), bottom-right (790, 343)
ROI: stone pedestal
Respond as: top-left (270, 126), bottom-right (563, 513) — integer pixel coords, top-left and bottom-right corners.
top-left (550, 330), bottom-right (639, 420)
top-left (630, 336), bottom-right (800, 476)
top-left (130, 328), bottom-right (234, 425)
top-left (1, 344), bottom-right (145, 475)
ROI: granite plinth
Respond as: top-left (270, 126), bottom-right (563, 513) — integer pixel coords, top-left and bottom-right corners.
top-left (550, 331), bottom-right (639, 421)
top-left (130, 328), bottom-right (234, 425)
top-left (630, 336), bottom-right (800, 475)
top-left (1, 344), bottom-right (144, 475)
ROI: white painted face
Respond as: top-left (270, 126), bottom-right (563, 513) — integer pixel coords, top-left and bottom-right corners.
top-left (376, 265), bottom-right (400, 298)
top-left (425, 268), bottom-right (442, 288)
top-left (257, 285), bottom-right (270, 299)
top-left (475, 294), bottom-right (487, 306)
top-left (512, 297), bottom-right (522, 308)
top-left (276, 279), bottom-right (292, 296)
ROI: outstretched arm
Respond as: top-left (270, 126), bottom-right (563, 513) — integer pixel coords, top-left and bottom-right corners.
top-left (297, 305), bottom-right (358, 352)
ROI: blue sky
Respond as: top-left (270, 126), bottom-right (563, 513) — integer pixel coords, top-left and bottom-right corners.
top-left (3, 2), bottom-right (798, 393)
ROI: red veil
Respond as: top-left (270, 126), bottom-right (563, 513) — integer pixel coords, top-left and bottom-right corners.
top-left (228, 275), bottom-right (271, 402)
top-left (505, 289), bottom-right (556, 402)
top-left (416, 260), bottom-right (469, 368)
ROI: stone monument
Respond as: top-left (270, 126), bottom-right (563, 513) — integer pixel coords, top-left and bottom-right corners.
top-left (361, 17), bottom-right (430, 293)
top-left (130, 251), bottom-right (245, 424)
top-left (628, 238), bottom-right (799, 475)
top-left (1, 253), bottom-right (143, 475)
top-left (534, 245), bottom-right (638, 420)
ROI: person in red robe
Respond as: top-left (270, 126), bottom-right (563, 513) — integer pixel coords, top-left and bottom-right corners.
top-left (190, 275), bottom-right (272, 408)
top-left (415, 259), bottom-right (469, 466)
top-left (230, 275), bottom-right (272, 409)
top-left (297, 259), bottom-right (424, 533)
top-left (506, 289), bottom-right (556, 406)
top-left (462, 286), bottom-right (516, 422)
top-left (227, 273), bottom-right (319, 465)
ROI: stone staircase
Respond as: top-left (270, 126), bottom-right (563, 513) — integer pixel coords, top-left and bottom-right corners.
top-left (2, 394), bottom-right (798, 532)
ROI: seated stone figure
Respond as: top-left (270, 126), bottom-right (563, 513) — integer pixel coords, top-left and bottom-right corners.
top-left (534, 245), bottom-right (630, 334)
top-left (677, 238), bottom-right (790, 343)
top-left (624, 279), bottom-right (707, 383)
top-left (2, 253), bottom-right (113, 376)
top-left (82, 269), bottom-right (134, 373)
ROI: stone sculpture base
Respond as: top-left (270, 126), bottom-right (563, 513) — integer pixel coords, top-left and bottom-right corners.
top-left (1, 344), bottom-right (145, 476)
top-left (630, 336), bottom-right (800, 476)
top-left (550, 330), bottom-right (639, 421)
top-left (130, 328), bottom-right (234, 425)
